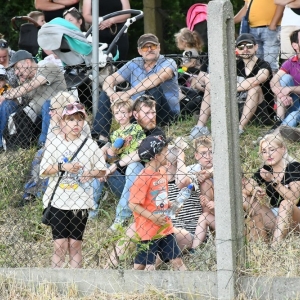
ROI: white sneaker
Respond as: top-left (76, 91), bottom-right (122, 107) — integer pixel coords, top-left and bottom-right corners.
top-left (189, 126), bottom-right (210, 140)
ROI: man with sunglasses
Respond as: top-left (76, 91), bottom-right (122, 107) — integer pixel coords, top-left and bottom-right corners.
top-left (0, 50), bottom-right (67, 150)
top-left (190, 33), bottom-right (272, 139)
top-left (92, 33), bottom-right (179, 147)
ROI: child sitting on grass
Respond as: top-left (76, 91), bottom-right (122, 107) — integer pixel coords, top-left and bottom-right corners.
top-left (0, 65), bottom-right (11, 96)
top-left (90, 98), bottom-right (146, 226)
top-left (102, 98), bottom-right (146, 163)
top-left (128, 135), bottom-right (187, 271)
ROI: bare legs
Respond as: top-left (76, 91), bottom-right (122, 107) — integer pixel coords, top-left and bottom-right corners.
top-left (52, 238), bottom-right (83, 268)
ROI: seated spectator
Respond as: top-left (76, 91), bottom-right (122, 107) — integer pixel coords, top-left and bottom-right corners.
top-left (243, 134), bottom-right (300, 247)
top-left (92, 33), bottom-right (179, 146)
top-left (128, 135), bottom-right (187, 271)
top-left (89, 98), bottom-right (146, 224)
top-left (270, 30), bottom-right (300, 131)
top-left (190, 33), bottom-right (273, 139)
top-left (28, 10), bottom-right (46, 27)
top-left (63, 7), bottom-right (86, 31)
top-left (234, 0), bottom-right (283, 73)
top-left (0, 50), bottom-right (67, 150)
top-left (91, 96), bottom-right (165, 228)
top-left (0, 36), bottom-right (18, 88)
top-left (0, 65), bottom-right (11, 96)
top-left (174, 27), bottom-right (207, 116)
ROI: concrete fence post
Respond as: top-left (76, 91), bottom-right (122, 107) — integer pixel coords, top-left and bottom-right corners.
top-left (207, 1), bottom-right (245, 299)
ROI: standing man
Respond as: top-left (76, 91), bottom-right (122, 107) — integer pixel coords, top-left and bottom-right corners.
top-left (92, 33), bottom-right (179, 147)
top-left (234, 0), bottom-right (284, 73)
top-left (0, 50), bottom-right (67, 150)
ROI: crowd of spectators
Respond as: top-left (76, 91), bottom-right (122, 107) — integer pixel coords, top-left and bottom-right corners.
top-left (1, 1), bottom-right (300, 270)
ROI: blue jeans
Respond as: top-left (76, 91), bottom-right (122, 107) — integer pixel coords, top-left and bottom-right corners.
top-left (114, 162), bottom-right (144, 222)
top-left (92, 87), bottom-right (175, 138)
top-left (280, 74), bottom-right (300, 124)
top-left (92, 165), bottom-right (126, 210)
top-left (250, 26), bottom-right (280, 71)
top-left (38, 100), bottom-right (51, 145)
top-left (0, 100), bottom-right (18, 147)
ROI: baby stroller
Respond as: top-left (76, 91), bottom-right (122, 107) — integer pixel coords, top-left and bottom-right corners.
top-left (38, 10), bottom-right (143, 109)
top-left (186, 3), bottom-right (208, 51)
top-left (11, 16), bottom-right (41, 57)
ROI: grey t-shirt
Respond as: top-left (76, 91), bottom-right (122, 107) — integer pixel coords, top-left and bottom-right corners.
top-left (27, 62), bottom-right (67, 114)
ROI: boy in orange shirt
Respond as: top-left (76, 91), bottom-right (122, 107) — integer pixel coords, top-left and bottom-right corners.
top-left (128, 135), bottom-right (187, 271)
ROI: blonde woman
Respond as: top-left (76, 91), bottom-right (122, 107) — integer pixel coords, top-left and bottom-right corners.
top-left (243, 134), bottom-right (300, 246)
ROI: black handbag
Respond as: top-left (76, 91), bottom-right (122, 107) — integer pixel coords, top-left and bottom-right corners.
top-left (41, 137), bottom-right (88, 225)
top-left (240, 0), bottom-right (254, 34)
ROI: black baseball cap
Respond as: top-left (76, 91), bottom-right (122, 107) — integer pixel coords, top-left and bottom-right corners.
top-left (8, 50), bottom-right (33, 68)
top-left (235, 33), bottom-right (256, 46)
top-left (138, 135), bottom-right (171, 162)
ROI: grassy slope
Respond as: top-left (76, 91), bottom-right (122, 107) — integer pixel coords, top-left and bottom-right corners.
top-left (0, 118), bottom-right (300, 277)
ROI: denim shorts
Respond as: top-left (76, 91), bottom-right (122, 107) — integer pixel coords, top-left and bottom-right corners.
top-left (134, 233), bottom-right (181, 265)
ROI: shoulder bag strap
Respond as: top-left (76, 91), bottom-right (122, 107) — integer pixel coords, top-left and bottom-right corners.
top-left (47, 137), bottom-right (88, 205)
top-left (245, 0), bottom-right (254, 19)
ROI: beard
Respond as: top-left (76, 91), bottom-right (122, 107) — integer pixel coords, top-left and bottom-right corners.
top-left (237, 53), bottom-right (255, 60)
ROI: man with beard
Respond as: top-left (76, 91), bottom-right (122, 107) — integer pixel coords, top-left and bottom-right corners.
top-left (91, 95), bottom-right (167, 230)
top-left (189, 33), bottom-right (272, 139)
top-left (92, 33), bottom-right (179, 147)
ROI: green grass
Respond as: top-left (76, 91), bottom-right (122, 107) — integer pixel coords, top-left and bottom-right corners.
top-left (0, 119), bottom-right (300, 276)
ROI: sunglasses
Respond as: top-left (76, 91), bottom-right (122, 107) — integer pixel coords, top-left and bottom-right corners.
top-left (0, 40), bottom-right (8, 49)
top-left (136, 95), bottom-right (155, 102)
top-left (63, 7), bottom-right (79, 17)
top-left (236, 43), bottom-right (254, 50)
top-left (64, 102), bottom-right (85, 111)
top-left (140, 44), bottom-right (158, 52)
top-left (49, 107), bottom-right (57, 111)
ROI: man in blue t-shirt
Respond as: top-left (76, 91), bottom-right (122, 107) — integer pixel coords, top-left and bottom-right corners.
top-left (92, 33), bottom-right (180, 147)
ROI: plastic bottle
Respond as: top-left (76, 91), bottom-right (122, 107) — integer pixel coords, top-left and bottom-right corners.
top-left (168, 184), bottom-right (194, 219)
top-left (78, 168), bottom-right (91, 192)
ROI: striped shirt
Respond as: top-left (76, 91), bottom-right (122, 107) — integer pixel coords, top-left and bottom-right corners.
top-left (169, 181), bottom-right (202, 235)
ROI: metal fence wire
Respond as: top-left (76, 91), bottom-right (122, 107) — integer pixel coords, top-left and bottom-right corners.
top-left (0, 52), bottom-right (300, 272)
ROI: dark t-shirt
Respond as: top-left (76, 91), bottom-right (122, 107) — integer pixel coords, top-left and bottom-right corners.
top-left (43, 3), bottom-right (80, 22)
top-left (253, 162), bottom-right (300, 207)
top-left (144, 127), bottom-right (165, 138)
top-left (236, 57), bottom-right (273, 104)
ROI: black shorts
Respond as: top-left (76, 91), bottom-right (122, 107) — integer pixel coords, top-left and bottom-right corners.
top-left (134, 233), bottom-right (181, 265)
top-left (50, 207), bottom-right (88, 241)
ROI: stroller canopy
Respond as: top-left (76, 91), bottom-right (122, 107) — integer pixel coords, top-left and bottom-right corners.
top-left (38, 18), bottom-right (93, 67)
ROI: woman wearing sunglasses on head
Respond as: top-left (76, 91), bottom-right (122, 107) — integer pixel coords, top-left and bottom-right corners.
top-left (82, 0), bottom-right (131, 61)
top-left (34, 0), bottom-right (80, 23)
top-left (0, 36), bottom-right (18, 88)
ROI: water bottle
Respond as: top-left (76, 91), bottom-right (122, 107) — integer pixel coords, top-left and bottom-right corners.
top-left (78, 168), bottom-right (91, 192)
top-left (168, 184), bottom-right (193, 219)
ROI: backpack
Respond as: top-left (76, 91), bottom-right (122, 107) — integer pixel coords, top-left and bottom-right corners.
top-left (3, 106), bottom-right (41, 150)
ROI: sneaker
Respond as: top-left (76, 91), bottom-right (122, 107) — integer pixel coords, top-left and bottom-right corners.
top-left (270, 116), bottom-right (283, 131)
top-left (239, 128), bottom-right (244, 135)
top-left (108, 219), bottom-right (125, 232)
top-left (279, 125), bottom-right (300, 142)
top-left (189, 126), bottom-right (210, 140)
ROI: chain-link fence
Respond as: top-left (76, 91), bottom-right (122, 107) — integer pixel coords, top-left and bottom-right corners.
top-left (0, 43), bottom-right (300, 276)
